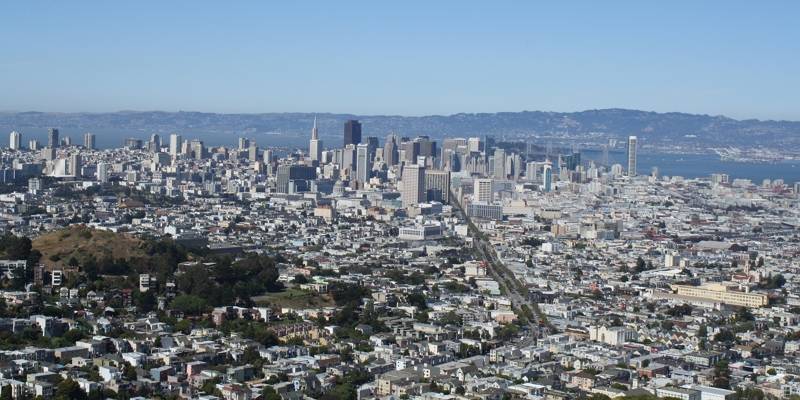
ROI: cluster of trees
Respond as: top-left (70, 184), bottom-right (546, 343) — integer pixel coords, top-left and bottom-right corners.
top-left (713, 360), bottom-right (731, 389)
top-left (443, 281), bottom-right (470, 293)
top-left (0, 234), bottom-right (33, 260)
top-left (714, 329), bottom-right (736, 343)
top-left (176, 254), bottom-right (281, 308)
top-left (119, 237), bottom-right (189, 279)
top-left (170, 295), bottom-right (209, 316)
top-left (438, 311), bottom-right (462, 326)
top-left (496, 323), bottom-right (520, 341)
top-left (384, 269), bottom-right (426, 285)
top-left (692, 261), bottom-right (728, 270)
top-left (760, 273), bottom-right (786, 289)
top-left (82, 257), bottom-right (135, 277)
top-left (322, 282), bottom-right (387, 333)
top-left (747, 256), bottom-right (765, 270)
top-left (38, 376), bottom-right (155, 400)
top-left (735, 306), bottom-right (755, 322)
top-left (634, 256), bottom-right (654, 273)
top-left (520, 237), bottom-right (545, 247)
top-left (405, 292), bottom-right (428, 310)
top-left (318, 369), bottom-right (372, 400)
top-left (50, 378), bottom-right (104, 400)
top-left (0, 234), bottom-right (41, 290)
top-left (328, 282), bottom-right (369, 307)
top-left (435, 248), bottom-right (468, 266)
top-left (0, 326), bottom-right (86, 351)
top-left (219, 319), bottom-right (280, 347)
top-left (666, 304), bottom-right (693, 317)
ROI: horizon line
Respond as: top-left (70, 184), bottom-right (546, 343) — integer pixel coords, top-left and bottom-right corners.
top-left (1, 107), bottom-right (797, 124)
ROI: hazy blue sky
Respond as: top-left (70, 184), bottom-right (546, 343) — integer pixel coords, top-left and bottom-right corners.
top-left (1, 1), bottom-right (799, 119)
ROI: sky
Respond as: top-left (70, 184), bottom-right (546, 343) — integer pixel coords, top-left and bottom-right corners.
top-left (1, 1), bottom-right (799, 120)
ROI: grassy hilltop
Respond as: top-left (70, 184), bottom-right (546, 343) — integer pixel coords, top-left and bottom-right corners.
top-left (32, 225), bottom-right (145, 269)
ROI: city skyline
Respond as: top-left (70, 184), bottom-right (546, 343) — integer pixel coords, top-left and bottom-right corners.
top-left (3, 109), bottom-right (795, 399)
top-left (5, 118), bottom-right (800, 183)
top-left (1, 4), bottom-right (799, 400)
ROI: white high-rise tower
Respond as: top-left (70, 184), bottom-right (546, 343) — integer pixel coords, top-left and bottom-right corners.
top-left (627, 136), bottom-right (637, 177)
top-left (401, 164), bottom-right (426, 207)
top-left (356, 143), bottom-right (370, 185)
top-left (474, 178), bottom-right (493, 203)
top-left (97, 162), bottom-right (110, 183)
top-left (170, 133), bottom-right (182, 157)
top-left (493, 148), bottom-right (506, 178)
top-left (9, 131), bottom-right (21, 150)
top-left (84, 132), bottom-right (96, 149)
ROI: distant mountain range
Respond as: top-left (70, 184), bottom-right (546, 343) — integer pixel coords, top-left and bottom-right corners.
top-left (2, 109), bottom-right (799, 149)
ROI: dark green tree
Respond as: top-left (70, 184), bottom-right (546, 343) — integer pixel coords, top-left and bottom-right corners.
top-left (170, 295), bottom-right (208, 316)
top-left (262, 387), bottom-right (281, 400)
top-left (54, 379), bottom-right (87, 400)
top-left (0, 384), bottom-right (11, 400)
top-left (713, 361), bottom-right (731, 389)
top-left (135, 290), bottom-right (157, 313)
top-left (123, 363), bottom-right (137, 380)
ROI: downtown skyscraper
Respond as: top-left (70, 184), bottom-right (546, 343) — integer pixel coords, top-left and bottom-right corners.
top-left (9, 131), bottom-right (21, 150)
top-left (493, 148), bottom-right (506, 179)
top-left (383, 134), bottom-right (398, 166)
top-left (627, 135), bottom-right (637, 177)
top-left (84, 133), bottom-right (96, 149)
top-left (543, 162), bottom-right (553, 192)
top-left (238, 137), bottom-right (250, 150)
top-left (309, 117), bottom-right (322, 164)
top-left (424, 169), bottom-right (450, 203)
top-left (401, 164), bottom-right (425, 207)
top-left (170, 133), bottom-right (182, 156)
top-left (356, 143), bottom-right (370, 186)
top-left (474, 178), bottom-right (493, 203)
top-left (343, 120), bottom-right (362, 147)
top-left (48, 128), bottom-right (59, 148)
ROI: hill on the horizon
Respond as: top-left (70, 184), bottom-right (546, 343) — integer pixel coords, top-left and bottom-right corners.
top-left (2, 108), bottom-right (799, 148)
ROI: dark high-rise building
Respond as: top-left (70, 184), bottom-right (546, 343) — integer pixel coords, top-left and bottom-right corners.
top-left (365, 136), bottom-right (379, 162)
top-left (366, 136), bottom-right (379, 152)
top-left (150, 134), bottom-right (161, 152)
top-left (48, 128), bottom-right (59, 148)
top-left (402, 140), bottom-right (420, 163)
top-left (276, 164), bottom-right (317, 194)
top-left (560, 152), bottom-right (581, 171)
top-left (343, 120), bottom-right (362, 147)
top-left (484, 136), bottom-right (496, 155)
